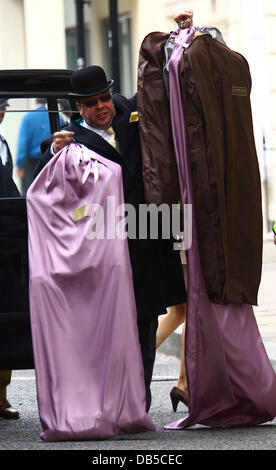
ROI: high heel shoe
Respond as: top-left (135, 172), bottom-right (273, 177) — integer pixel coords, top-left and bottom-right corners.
top-left (170, 386), bottom-right (189, 412)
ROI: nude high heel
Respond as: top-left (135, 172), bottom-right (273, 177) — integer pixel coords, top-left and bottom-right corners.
top-left (170, 386), bottom-right (189, 412)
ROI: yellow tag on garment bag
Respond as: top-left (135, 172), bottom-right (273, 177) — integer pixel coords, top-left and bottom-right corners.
top-left (129, 111), bottom-right (139, 123)
top-left (73, 205), bottom-right (87, 222)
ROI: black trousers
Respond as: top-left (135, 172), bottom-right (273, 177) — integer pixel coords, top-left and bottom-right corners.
top-left (137, 315), bottom-right (158, 412)
top-left (21, 158), bottom-right (41, 196)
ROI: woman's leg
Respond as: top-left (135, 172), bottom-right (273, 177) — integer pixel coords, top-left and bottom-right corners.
top-left (156, 302), bottom-right (186, 348)
top-left (156, 303), bottom-right (188, 402)
top-left (176, 321), bottom-right (188, 393)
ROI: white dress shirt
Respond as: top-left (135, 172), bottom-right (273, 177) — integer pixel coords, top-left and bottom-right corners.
top-left (81, 121), bottom-right (111, 142)
top-left (0, 137), bottom-right (8, 165)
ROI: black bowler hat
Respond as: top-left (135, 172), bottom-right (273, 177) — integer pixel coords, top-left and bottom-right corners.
top-left (70, 65), bottom-right (114, 97)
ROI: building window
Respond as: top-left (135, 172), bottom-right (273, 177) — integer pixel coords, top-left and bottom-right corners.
top-left (102, 13), bottom-right (133, 97)
top-left (64, 0), bottom-right (91, 70)
top-left (65, 26), bottom-right (91, 70)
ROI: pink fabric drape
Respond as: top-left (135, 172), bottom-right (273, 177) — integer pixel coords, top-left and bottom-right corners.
top-left (27, 143), bottom-right (155, 441)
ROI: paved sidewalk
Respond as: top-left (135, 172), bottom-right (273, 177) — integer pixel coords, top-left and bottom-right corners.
top-left (159, 238), bottom-right (276, 369)
top-left (254, 238), bottom-right (276, 366)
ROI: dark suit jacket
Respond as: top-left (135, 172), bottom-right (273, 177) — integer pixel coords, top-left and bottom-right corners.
top-left (0, 135), bottom-right (14, 176)
top-left (0, 160), bottom-right (20, 198)
top-left (35, 93), bottom-right (186, 318)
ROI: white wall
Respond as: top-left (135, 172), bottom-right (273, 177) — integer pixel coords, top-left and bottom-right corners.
top-left (0, 0), bottom-right (26, 68)
top-left (23, 0), bottom-right (67, 68)
top-left (0, 0), bottom-right (67, 69)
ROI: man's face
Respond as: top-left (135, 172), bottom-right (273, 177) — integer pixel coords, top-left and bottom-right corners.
top-left (0, 107), bottom-right (6, 124)
top-left (76, 91), bottom-right (115, 130)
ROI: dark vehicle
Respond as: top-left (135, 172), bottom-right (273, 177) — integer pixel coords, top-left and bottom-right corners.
top-left (0, 69), bottom-right (75, 369)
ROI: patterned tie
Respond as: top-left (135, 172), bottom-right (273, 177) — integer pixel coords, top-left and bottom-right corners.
top-left (106, 127), bottom-right (116, 149)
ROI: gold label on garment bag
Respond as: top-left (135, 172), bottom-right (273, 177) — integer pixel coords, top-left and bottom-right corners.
top-left (73, 205), bottom-right (87, 222)
top-left (232, 86), bottom-right (248, 96)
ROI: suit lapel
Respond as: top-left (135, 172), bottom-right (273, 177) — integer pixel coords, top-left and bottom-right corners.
top-left (112, 104), bottom-right (129, 157)
top-left (69, 121), bottom-right (123, 166)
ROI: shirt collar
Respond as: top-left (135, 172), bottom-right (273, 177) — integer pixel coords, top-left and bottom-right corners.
top-left (81, 120), bottom-right (109, 139)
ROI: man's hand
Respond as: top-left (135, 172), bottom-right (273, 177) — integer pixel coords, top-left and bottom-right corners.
top-left (174, 10), bottom-right (193, 29)
top-left (16, 167), bottom-right (25, 179)
top-left (53, 131), bottom-right (75, 154)
top-left (274, 234), bottom-right (276, 246)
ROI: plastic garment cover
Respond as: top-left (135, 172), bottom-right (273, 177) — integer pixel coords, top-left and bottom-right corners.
top-left (198, 26), bottom-right (226, 45)
top-left (26, 143), bottom-right (155, 441)
top-left (164, 29), bottom-right (276, 429)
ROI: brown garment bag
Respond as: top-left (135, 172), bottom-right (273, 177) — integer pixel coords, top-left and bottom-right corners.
top-left (180, 35), bottom-right (262, 304)
top-left (137, 32), bottom-right (181, 206)
top-left (138, 32), bottom-right (262, 305)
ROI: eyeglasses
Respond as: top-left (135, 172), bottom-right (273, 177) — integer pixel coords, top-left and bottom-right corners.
top-left (77, 94), bottom-right (112, 108)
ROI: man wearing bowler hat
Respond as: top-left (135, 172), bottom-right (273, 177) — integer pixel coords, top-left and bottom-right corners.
top-left (35, 65), bottom-right (186, 411)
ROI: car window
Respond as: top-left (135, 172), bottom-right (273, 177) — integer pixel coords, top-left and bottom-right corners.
top-left (0, 97), bottom-right (76, 192)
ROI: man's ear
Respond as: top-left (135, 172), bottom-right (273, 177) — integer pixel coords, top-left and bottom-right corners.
top-left (76, 103), bottom-right (82, 115)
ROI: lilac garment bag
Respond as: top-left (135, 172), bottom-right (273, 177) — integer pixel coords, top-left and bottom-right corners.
top-left (26, 143), bottom-right (155, 441)
top-left (165, 28), bottom-right (276, 429)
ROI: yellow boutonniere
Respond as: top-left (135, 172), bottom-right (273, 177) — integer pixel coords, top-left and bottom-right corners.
top-left (129, 111), bottom-right (139, 123)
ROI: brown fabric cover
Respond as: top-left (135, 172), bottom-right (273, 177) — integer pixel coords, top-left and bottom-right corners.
top-left (180, 35), bottom-right (262, 304)
top-left (137, 32), bottom-right (262, 305)
top-left (137, 32), bottom-right (181, 206)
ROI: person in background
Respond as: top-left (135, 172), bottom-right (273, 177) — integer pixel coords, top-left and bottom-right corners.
top-left (0, 97), bottom-right (20, 419)
top-left (58, 99), bottom-right (73, 126)
top-left (16, 98), bottom-right (63, 195)
top-left (156, 303), bottom-right (188, 410)
top-left (0, 99), bottom-right (13, 176)
top-left (0, 369), bottom-right (19, 419)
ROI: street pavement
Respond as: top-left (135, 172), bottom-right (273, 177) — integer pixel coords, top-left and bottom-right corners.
top-left (1, 355), bottom-right (276, 453)
top-left (0, 240), bottom-right (275, 453)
